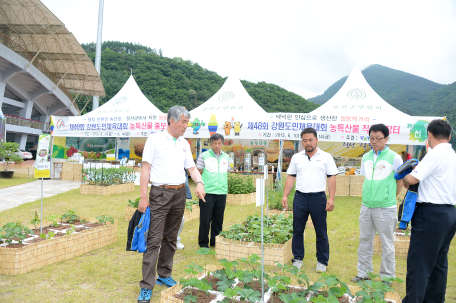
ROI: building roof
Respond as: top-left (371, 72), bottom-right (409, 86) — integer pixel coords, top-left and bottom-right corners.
top-left (0, 0), bottom-right (105, 102)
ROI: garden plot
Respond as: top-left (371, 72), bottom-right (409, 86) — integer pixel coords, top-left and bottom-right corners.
top-left (0, 210), bottom-right (116, 275)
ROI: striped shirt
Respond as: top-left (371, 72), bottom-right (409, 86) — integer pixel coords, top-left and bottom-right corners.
top-left (196, 150), bottom-right (224, 170)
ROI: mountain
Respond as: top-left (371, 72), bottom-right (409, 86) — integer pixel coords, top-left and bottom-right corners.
top-left (309, 65), bottom-right (445, 114)
top-left (79, 41), bottom-right (319, 114)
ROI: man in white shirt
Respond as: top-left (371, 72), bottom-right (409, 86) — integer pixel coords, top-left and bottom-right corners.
top-left (137, 106), bottom-right (206, 303)
top-left (401, 119), bottom-right (456, 302)
top-left (351, 124), bottom-right (403, 284)
top-left (282, 128), bottom-right (339, 273)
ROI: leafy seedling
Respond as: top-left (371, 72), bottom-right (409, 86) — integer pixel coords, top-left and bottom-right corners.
top-left (1, 222), bottom-right (32, 244)
top-left (31, 211), bottom-right (40, 229)
top-left (61, 209), bottom-right (80, 224)
top-left (235, 287), bottom-right (261, 302)
top-left (96, 215), bottom-right (114, 224)
top-left (46, 215), bottom-right (59, 227)
top-left (128, 197), bottom-right (140, 208)
top-left (195, 247), bottom-right (216, 272)
top-left (66, 225), bottom-right (75, 235)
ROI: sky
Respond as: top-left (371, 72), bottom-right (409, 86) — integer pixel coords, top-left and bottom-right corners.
top-left (42, 0), bottom-right (456, 99)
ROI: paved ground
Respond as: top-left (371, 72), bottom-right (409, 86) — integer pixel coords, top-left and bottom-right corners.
top-left (0, 180), bottom-right (81, 212)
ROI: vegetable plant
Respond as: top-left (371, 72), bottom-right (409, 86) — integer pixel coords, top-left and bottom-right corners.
top-left (31, 211), bottom-right (40, 229)
top-left (96, 215), bottom-right (114, 224)
top-left (82, 166), bottom-right (136, 186)
top-left (128, 197), bottom-right (140, 208)
top-left (61, 209), bottom-right (80, 224)
top-left (39, 231), bottom-right (55, 239)
top-left (65, 225), bottom-right (75, 235)
top-left (46, 215), bottom-right (59, 227)
top-left (185, 200), bottom-right (199, 212)
top-left (355, 272), bottom-right (403, 302)
top-left (227, 173), bottom-right (255, 194)
top-left (0, 222), bottom-right (32, 244)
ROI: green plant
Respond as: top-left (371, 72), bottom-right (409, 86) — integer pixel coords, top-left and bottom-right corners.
top-left (0, 142), bottom-right (22, 171)
top-left (82, 166), bottom-right (135, 186)
top-left (96, 215), bottom-right (114, 224)
top-left (0, 222), bottom-right (32, 244)
top-left (355, 272), bottom-right (403, 302)
top-left (61, 209), bottom-right (80, 224)
top-left (227, 173), bottom-right (255, 194)
top-left (268, 177), bottom-right (296, 210)
top-left (185, 200), bottom-right (199, 212)
top-left (31, 211), bottom-right (40, 229)
top-left (219, 214), bottom-right (293, 244)
top-left (195, 247), bottom-right (216, 273)
top-left (46, 215), bottom-right (59, 227)
top-left (39, 231), bottom-right (55, 239)
top-left (128, 197), bottom-right (140, 208)
top-left (65, 225), bottom-right (75, 235)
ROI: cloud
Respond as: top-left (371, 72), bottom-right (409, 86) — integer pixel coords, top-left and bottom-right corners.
top-left (43, 0), bottom-right (456, 99)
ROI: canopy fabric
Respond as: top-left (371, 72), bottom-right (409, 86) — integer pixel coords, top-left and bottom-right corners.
top-left (51, 75), bottom-right (166, 137)
top-left (246, 66), bottom-right (441, 145)
top-left (184, 74), bottom-right (266, 139)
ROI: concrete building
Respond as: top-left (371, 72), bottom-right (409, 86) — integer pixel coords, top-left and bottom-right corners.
top-left (0, 0), bottom-right (105, 150)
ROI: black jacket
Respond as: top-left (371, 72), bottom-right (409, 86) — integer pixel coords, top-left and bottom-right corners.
top-left (126, 209), bottom-right (142, 251)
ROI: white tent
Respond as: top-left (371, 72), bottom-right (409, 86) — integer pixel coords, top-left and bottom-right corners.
top-left (255, 65), bottom-right (442, 145)
top-left (184, 74), bottom-right (266, 139)
top-left (51, 75), bottom-right (166, 137)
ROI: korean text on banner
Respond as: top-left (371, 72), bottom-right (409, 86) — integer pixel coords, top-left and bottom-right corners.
top-left (34, 134), bottom-right (51, 178)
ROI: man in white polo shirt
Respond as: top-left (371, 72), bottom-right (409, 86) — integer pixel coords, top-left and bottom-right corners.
top-left (282, 127), bottom-right (339, 272)
top-left (400, 119), bottom-right (456, 303)
top-left (137, 106), bottom-right (206, 303)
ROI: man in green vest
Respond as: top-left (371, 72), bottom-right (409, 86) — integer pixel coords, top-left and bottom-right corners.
top-left (196, 133), bottom-right (229, 248)
top-left (351, 124), bottom-right (403, 284)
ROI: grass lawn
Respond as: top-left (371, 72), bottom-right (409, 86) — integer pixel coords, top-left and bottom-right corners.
top-left (0, 177), bottom-right (36, 189)
top-left (0, 183), bottom-right (455, 302)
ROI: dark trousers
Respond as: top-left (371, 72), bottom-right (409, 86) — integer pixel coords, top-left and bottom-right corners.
top-left (139, 186), bottom-right (185, 290)
top-left (292, 191), bottom-right (329, 266)
top-left (198, 194), bottom-right (227, 247)
top-left (403, 203), bottom-right (456, 303)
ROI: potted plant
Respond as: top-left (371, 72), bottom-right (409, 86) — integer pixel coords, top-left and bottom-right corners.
top-left (0, 142), bottom-right (22, 178)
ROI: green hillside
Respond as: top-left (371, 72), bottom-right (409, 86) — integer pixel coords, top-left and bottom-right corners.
top-left (79, 41), bottom-right (319, 114)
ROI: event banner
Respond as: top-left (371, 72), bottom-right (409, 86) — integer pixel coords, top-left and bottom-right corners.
top-left (245, 113), bottom-right (437, 145)
top-left (51, 114), bottom-right (168, 138)
top-left (34, 134), bottom-right (51, 178)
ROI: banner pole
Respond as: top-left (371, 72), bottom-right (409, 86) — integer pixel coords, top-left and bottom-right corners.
top-left (260, 175), bottom-right (264, 303)
top-left (40, 177), bottom-right (43, 233)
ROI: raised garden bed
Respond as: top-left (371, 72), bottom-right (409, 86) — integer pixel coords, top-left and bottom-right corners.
top-left (226, 192), bottom-right (256, 205)
top-left (0, 212), bottom-right (116, 275)
top-left (374, 231), bottom-right (410, 258)
top-left (216, 214), bottom-right (294, 266)
top-left (161, 253), bottom-right (402, 303)
top-left (266, 209), bottom-right (313, 228)
top-left (226, 173), bottom-right (256, 206)
top-left (80, 183), bottom-right (134, 196)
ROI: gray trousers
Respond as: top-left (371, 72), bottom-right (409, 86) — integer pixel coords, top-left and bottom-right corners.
top-left (357, 205), bottom-right (397, 279)
top-left (177, 216), bottom-right (185, 244)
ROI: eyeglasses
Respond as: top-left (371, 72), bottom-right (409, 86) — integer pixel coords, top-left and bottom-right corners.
top-left (369, 137), bottom-right (386, 142)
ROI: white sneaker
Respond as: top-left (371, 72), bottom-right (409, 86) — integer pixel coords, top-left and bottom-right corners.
top-left (176, 242), bottom-right (185, 250)
top-left (316, 262), bottom-right (326, 273)
top-left (292, 259), bottom-right (303, 271)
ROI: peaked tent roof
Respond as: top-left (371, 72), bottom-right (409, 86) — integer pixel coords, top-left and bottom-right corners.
top-left (185, 74), bottom-right (266, 138)
top-left (310, 65), bottom-right (410, 119)
top-left (85, 75), bottom-right (163, 117)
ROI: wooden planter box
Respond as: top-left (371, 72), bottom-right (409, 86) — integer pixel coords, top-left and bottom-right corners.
top-left (160, 268), bottom-right (401, 303)
top-left (226, 192), bottom-right (256, 205)
top-left (374, 234), bottom-right (410, 258)
top-left (80, 183), bottom-right (135, 196)
top-left (183, 204), bottom-right (200, 222)
top-left (0, 219), bottom-right (117, 275)
top-left (215, 235), bottom-right (293, 266)
top-left (325, 175), bottom-right (350, 196)
top-left (125, 206), bottom-right (137, 221)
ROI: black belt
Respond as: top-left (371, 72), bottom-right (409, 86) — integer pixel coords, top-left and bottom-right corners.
top-left (416, 202), bottom-right (453, 207)
top-left (297, 191), bottom-right (325, 196)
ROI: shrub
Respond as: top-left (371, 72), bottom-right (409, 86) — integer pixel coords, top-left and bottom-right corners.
top-left (227, 173), bottom-right (255, 194)
top-left (0, 142), bottom-right (22, 171)
top-left (82, 166), bottom-right (135, 186)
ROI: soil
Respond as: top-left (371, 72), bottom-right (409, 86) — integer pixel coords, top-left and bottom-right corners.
top-left (48, 224), bottom-right (70, 231)
top-left (65, 219), bottom-right (86, 225)
top-left (84, 222), bottom-right (104, 228)
top-left (32, 227), bottom-right (51, 235)
top-left (205, 275), bottom-right (221, 291)
top-left (54, 233), bottom-right (65, 238)
top-left (26, 237), bottom-right (45, 244)
top-left (237, 280), bottom-right (269, 293)
top-left (75, 227), bottom-right (86, 232)
top-left (173, 288), bottom-right (217, 303)
top-left (5, 243), bottom-right (27, 248)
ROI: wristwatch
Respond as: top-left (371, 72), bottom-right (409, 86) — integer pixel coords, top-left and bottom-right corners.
top-left (196, 181), bottom-right (204, 186)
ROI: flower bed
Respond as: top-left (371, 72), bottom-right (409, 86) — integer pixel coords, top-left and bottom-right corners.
top-left (161, 253), bottom-right (402, 303)
top-left (0, 214), bottom-right (116, 275)
top-left (226, 173), bottom-right (256, 205)
top-left (216, 214), bottom-right (294, 266)
top-left (80, 183), bottom-right (134, 196)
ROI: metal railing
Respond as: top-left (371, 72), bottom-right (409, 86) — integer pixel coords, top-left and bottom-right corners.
top-left (5, 114), bottom-right (50, 131)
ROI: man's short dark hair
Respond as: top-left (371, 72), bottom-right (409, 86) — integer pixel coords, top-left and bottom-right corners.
top-left (369, 124), bottom-right (389, 138)
top-left (300, 128), bottom-right (317, 138)
top-left (209, 133), bottom-right (224, 143)
top-left (427, 119), bottom-right (452, 140)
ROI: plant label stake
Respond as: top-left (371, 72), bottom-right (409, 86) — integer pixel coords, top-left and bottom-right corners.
top-left (264, 164), bottom-right (269, 226)
top-left (260, 175), bottom-right (265, 303)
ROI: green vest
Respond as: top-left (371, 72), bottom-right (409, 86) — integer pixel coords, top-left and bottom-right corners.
top-left (362, 147), bottom-right (398, 208)
top-left (202, 150), bottom-right (229, 195)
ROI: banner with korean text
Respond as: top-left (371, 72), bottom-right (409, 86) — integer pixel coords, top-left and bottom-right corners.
top-left (34, 134), bottom-right (51, 178)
